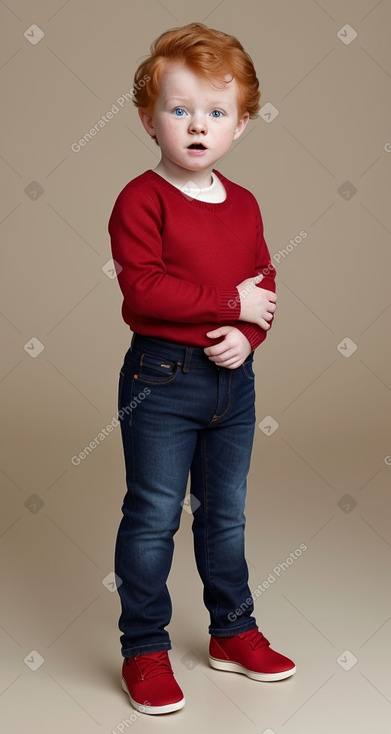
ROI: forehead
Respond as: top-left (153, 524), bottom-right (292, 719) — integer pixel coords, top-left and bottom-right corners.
top-left (158, 60), bottom-right (238, 102)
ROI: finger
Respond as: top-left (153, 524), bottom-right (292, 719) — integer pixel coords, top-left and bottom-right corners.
top-left (259, 289), bottom-right (277, 302)
top-left (217, 357), bottom-right (242, 369)
top-left (206, 327), bottom-right (231, 338)
top-left (209, 348), bottom-right (239, 363)
top-left (204, 340), bottom-right (231, 356)
top-left (258, 320), bottom-right (271, 330)
top-left (206, 346), bottom-right (236, 361)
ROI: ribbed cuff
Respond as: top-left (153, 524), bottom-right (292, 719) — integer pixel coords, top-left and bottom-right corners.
top-left (236, 323), bottom-right (267, 350)
top-left (219, 289), bottom-right (241, 320)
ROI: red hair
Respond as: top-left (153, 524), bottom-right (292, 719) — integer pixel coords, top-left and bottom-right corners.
top-left (132, 22), bottom-right (261, 119)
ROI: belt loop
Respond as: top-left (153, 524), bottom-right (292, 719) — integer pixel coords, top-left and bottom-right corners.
top-left (182, 347), bottom-right (193, 373)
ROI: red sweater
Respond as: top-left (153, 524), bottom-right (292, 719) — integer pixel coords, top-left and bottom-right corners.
top-left (108, 169), bottom-right (276, 349)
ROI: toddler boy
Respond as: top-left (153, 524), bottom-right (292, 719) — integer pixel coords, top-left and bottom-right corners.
top-left (108, 21), bottom-right (295, 715)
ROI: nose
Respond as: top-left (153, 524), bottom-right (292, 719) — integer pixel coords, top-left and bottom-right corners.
top-left (189, 116), bottom-right (207, 135)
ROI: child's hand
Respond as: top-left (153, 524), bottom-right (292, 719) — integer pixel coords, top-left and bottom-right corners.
top-left (236, 275), bottom-right (277, 329)
top-left (204, 326), bottom-right (252, 369)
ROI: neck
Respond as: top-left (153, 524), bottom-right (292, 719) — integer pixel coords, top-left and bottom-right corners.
top-left (154, 159), bottom-right (213, 188)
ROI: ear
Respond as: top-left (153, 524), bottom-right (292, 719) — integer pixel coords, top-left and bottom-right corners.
top-left (233, 111), bottom-right (250, 141)
top-left (138, 108), bottom-right (156, 138)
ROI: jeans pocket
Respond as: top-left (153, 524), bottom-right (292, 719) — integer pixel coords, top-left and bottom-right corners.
top-left (118, 348), bottom-right (134, 412)
top-left (241, 356), bottom-right (255, 380)
top-left (135, 351), bottom-right (180, 385)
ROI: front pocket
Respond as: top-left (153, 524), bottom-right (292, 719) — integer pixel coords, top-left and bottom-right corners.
top-left (241, 358), bottom-right (255, 380)
top-left (135, 352), bottom-right (180, 384)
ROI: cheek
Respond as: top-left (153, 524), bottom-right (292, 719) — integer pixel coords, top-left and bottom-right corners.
top-left (161, 121), bottom-right (182, 146)
top-left (216, 124), bottom-right (237, 145)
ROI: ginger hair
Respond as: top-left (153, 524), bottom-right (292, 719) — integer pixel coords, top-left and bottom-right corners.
top-left (132, 22), bottom-right (261, 119)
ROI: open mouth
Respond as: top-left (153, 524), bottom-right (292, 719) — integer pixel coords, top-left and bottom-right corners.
top-left (188, 143), bottom-right (207, 150)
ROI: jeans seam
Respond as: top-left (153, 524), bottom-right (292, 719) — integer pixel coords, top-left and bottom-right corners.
top-left (203, 433), bottom-right (222, 624)
top-left (241, 362), bottom-right (255, 380)
top-left (211, 369), bottom-right (232, 422)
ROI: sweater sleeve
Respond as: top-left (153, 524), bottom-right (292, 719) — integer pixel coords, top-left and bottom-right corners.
top-left (108, 184), bottom-right (240, 324)
top-left (235, 197), bottom-right (277, 350)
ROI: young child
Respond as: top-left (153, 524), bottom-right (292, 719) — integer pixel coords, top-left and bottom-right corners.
top-left (108, 22), bottom-right (295, 715)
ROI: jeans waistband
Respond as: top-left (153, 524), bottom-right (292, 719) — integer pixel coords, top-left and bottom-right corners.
top-left (130, 333), bottom-right (253, 374)
top-left (131, 333), bottom-right (212, 373)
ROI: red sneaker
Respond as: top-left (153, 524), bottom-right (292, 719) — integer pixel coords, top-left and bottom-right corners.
top-left (121, 650), bottom-right (185, 714)
top-left (209, 627), bottom-right (296, 681)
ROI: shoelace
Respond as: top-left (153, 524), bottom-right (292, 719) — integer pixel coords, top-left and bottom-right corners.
top-left (128, 651), bottom-right (173, 679)
top-left (239, 628), bottom-right (270, 649)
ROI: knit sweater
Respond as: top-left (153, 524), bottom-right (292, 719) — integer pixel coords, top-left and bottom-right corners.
top-left (108, 169), bottom-right (276, 349)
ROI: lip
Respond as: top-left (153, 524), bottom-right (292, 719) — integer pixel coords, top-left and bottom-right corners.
top-left (186, 148), bottom-right (208, 156)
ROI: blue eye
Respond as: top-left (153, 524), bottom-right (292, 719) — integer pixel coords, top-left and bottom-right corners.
top-left (173, 107), bottom-right (186, 116)
top-left (211, 110), bottom-right (223, 118)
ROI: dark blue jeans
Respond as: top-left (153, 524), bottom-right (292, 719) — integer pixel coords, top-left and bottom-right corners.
top-left (115, 334), bottom-right (258, 658)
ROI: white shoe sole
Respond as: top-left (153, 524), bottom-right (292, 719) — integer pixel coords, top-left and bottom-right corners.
top-left (209, 656), bottom-right (296, 681)
top-left (121, 676), bottom-right (185, 714)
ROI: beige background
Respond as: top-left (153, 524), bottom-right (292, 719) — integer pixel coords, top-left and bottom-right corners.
top-left (1, 0), bottom-right (391, 732)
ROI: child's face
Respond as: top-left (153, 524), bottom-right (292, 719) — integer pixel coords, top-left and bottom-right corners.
top-left (139, 61), bottom-right (249, 178)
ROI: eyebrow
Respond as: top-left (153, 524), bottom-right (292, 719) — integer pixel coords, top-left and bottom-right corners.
top-left (166, 97), bottom-right (234, 109)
